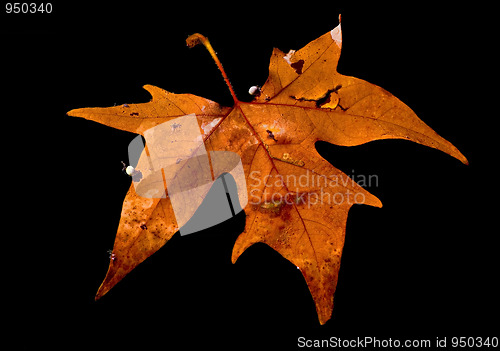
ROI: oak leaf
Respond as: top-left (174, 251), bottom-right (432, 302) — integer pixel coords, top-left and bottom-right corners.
top-left (67, 20), bottom-right (467, 324)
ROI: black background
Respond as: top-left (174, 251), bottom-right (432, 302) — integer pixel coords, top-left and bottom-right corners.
top-left (3, 2), bottom-right (497, 348)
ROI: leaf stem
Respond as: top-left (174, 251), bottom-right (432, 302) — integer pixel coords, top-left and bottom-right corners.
top-left (186, 33), bottom-right (238, 104)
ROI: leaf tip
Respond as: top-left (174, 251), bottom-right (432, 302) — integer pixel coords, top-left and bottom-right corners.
top-left (316, 302), bottom-right (333, 325)
top-left (330, 16), bottom-right (342, 48)
top-left (95, 284), bottom-right (109, 301)
top-left (448, 146), bottom-right (469, 165)
top-left (363, 192), bottom-right (383, 208)
top-left (66, 108), bottom-right (80, 117)
top-left (460, 154), bottom-right (469, 166)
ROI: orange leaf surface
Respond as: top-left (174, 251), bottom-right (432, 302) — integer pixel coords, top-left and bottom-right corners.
top-left (67, 20), bottom-right (467, 324)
